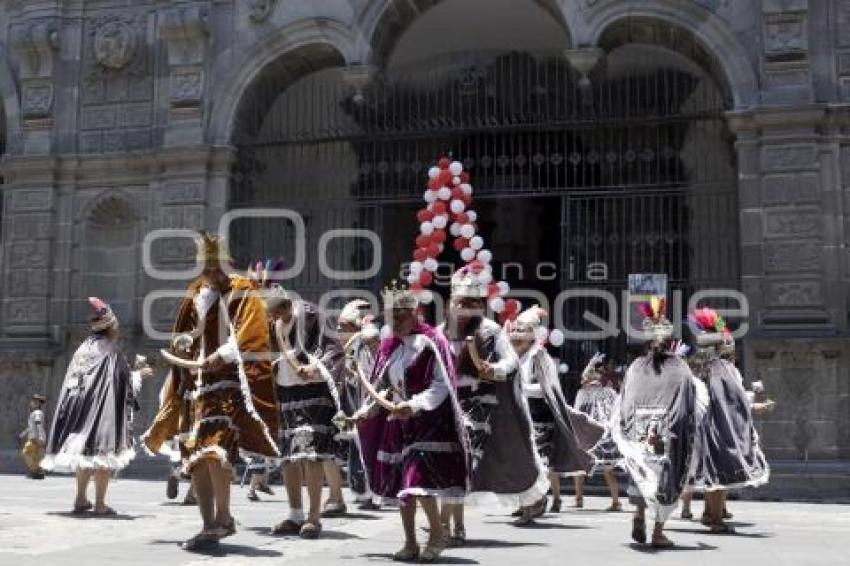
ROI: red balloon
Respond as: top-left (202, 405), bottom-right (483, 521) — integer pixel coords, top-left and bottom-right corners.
top-left (454, 213), bottom-right (469, 224)
top-left (410, 282), bottom-right (424, 291)
top-left (415, 235), bottom-right (430, 248)
top-left (488, 283), bottom-right (499, 298)
top-left (420, 271), bottom-right (434, 286)
top-left (431, 230), bottom-right (447, 244)
top-left (505, 299), bottom-right (521, 313)
top-left (438, 157), bottom-right (451, 169)
top-left (417, 208), bottom-right (434, 223)
top-left (413, 248), bottom-right (428, 262)
top-left (427, 242), bottom-right (441, 257)
top-left (439, 169), bottom-right (452, 185)
top-left (427, 178), bottom-right (442, 191)
top-left (453, 238), bottom-right (469, 251)
top-left (461, 194), bottom-right (472, 206)
top-left (452, 187), bottom-right (465, 200)
top-left (432, 201), bottom-right (447, 215)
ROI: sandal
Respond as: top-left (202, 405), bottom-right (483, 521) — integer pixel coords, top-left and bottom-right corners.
top-left (573, 497), bottom-right (584, 509)
top-left (215, 518), bottom-right (236, 539)
top-left (421, 538), bottom-right (447, 563)
top-left (606, 501), bottom-right (623, 512)
top-left (651, 532), bottom-right (674, 548)
top-left (93, 506), bottom-right (117, 516)
top-left (631, 516), bottom-right (647, 544)
top-left (258, 485), bottom-right (275, 496)
top-left (723, 508), bottom-right (733, 520)
top-left (709, 522), bottom-right (736, 535)
top-left (321, 500), bottom-right (347, 517)
top-left (72, 501), bottom-right (93, 514)
top-left (299, 521), bottom-right (322, 539)
top-left (392, 543), bottom-right (420, 562)
top-left (550, 498), bottom-right (562, 513)
top-left (272, 519), bottom-right (303, 535)
top-left (680, 509), bottom-right (694, 520)
top-left (181, 532), bottom-right (219, 552)
top-left (450, 525), bottom-right (466, 547)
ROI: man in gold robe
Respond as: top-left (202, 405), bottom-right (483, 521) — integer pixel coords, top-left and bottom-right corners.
top-left (143, 233), bottom-right (279, 551)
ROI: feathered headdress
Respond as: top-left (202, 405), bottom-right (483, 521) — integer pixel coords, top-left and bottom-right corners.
top-left (637, 295), bottom-right (673, 344)
top-left (248, 257), bottom-right (286, 289)
top-left (689, 306), bottom-right (730, 348)
top-left (88, 296), bottom-right (118, 332)
top-left (339, 299), bottom-right (373, 328)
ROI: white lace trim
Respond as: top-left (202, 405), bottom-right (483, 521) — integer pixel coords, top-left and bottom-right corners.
top-left (377, 441), bottom-right (461, 464)
top-left (41, 447), bottom-right (136, 473)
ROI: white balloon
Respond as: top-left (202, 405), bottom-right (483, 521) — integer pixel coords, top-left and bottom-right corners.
top-left (428, 166), bottom-right (441, 180)
top-left (449, 222), bottom-right (461, 236)
top-left (424, 190), bottom-right (437, 203)
top-left (450, 199), bottom-right (466, 214)
top-left (460, 183), bottom-right (473, 195)
top-left (489, 297), bottom-right (505, 313)
top-left (549, 329), bottom-right (565, 347)
top-left (380, 325), bottom-right (393, 340)
top-left (438, 187), bottom-right (452, 201)
top-left (418, 290), bottom-right (434, 304)
top-left (460, 247), bottom-right (476, 262)
top-left (496, 281), bottom-right (510, 296)
top-left (449, 161), bottom-right (464, 176)
top-left (466, 210), bottom-right (478, 222)
top-left (410, 261), bottom-right (423, 275)
top-left (452, 176), bottom-right (462, 186)
top-left (420, 221), bottom-right (434, 235)
top-left (423, 258), bottom-right (439, 272)
top-left (535, 327), bottom-right (549, 343)
top-left (477, 271), bottom-right (493, 285)
top-left (559, 363), bottom-right (570, 374)
top-left (470, 236), bottom-right (484, 251)
top-left (433, 215), bottom-right (448, 229)
top-left (477, 249), bottom-right (492, 263)
top-left (460, 224), bottom-right (476, 239)
top-left (407, 273), bottom-right (419, 285)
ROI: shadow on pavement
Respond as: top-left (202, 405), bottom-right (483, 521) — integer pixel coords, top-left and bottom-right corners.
top-left (245, 526), bottom-right (364, 540)
top-left (625, 542), bottom-right (718, 553)
top-left (363, 553), bottom-right (478, 564)
top-left (337, 512), bottom-right (383, 520)
top-left (47, 511), bottom-right (151, 520)
top-left (483, 520), bottom-right (592, 530)
top-left (460, 539), bottom-right (546, 549)
top-left (149, 540), bottom-right (283, 558)
top-left (666, 527), bottom-right (773, 539)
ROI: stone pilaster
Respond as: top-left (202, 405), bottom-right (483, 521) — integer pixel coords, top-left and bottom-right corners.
top-left (760, 0), bottom-right (812, 104)
top-left (159, 4), bottom-right (210, 147)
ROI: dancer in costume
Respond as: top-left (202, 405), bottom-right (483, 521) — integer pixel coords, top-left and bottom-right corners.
top-left (143, 234), bottom-right (280, 551)
top-left (354, 283), bottom-right (469, 562)
top-left (20, 394), bottom-right (47, 479)
top-left (574, 353), bottom-right (622, 511)
top-left (337, 299), bottom-right (381, 509)
top-left (508, 306), bottom-right (604, 523)
top-left (683, 308), bottom-right (770, 533)
top-left (438, 266), bottom-right (548, 542)
top-left (611, 296), bottom-right (697, 548)
top-left (262, 282), bottom-right (345, 538)
top-left (43, 297), bottom-right (153, 514)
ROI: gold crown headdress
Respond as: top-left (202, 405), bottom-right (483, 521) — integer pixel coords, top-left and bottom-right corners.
top-left (195, 232), bottom-right (231, 264)
top-left (382, 280), bottom-right (419, 310)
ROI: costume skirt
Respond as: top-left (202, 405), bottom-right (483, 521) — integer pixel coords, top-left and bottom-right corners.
top-left (278, 382), bottom-right (341, 463)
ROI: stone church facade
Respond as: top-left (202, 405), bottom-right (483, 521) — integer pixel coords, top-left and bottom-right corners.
top-left (0, 0), bottom-right (847, 493)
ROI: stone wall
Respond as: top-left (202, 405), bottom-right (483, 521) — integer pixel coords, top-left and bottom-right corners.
top-left (0, 0), bottom-right (846, 478)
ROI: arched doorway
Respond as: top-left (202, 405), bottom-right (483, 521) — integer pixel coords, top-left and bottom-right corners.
top-left (229, 2), bottom-right (739, 376)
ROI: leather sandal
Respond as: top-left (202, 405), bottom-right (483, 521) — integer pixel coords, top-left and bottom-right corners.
top-left (299, 521), bottom-right (322, 539)
top-left (272, 519), bottom-right (303, 535)
top-left (392, 543), bottom-right (420, 562)
top-left (631, 516), bottom-right (647, 544)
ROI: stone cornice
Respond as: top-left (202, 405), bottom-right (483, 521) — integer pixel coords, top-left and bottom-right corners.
top-left (726, 103), bottom-right (850, 134)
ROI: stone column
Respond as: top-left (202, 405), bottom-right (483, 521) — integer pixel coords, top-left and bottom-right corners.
top-left (729, 105), bottom-right (850, 460)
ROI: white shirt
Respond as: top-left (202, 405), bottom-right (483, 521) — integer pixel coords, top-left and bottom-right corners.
top-left (519, 347), bottom-right (545, 399)
top-left (383, 334), bottom-right (450, 414)
top-left (274, 303), bottom-right (325, 388)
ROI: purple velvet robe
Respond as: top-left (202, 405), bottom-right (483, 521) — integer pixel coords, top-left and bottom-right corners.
top-left (357, 323), bottom-right (470, 504)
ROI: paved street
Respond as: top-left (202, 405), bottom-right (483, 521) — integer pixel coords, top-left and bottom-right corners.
top-left (0, 474), bottom-right (847, 566)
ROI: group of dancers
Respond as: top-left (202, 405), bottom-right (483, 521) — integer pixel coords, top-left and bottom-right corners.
top-left (29, 229), bottom-right (773, 561)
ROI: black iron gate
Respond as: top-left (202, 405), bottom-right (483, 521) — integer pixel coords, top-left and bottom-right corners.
top-left (230, 49), bottom-right (739, 375)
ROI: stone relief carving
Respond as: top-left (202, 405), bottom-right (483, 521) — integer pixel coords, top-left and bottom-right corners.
top-left (764, 241), bottom-right (821, 273)
top-left (765, 209), bottom-right (821, 238)
top-left (94, 19), bottom-right (137, 70)
top-left (161, 6), bottom-right (210, 113)
top-left (249, 0), bottom-right (279, 23)
top-left (170, 70), bottom-right (204, 106)
top-left (10, 18), bottom-right (60, 123)
top-left (21, 84), bottom-right (53, 119)
top-left (765, 280), bottom-right (822, 306)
